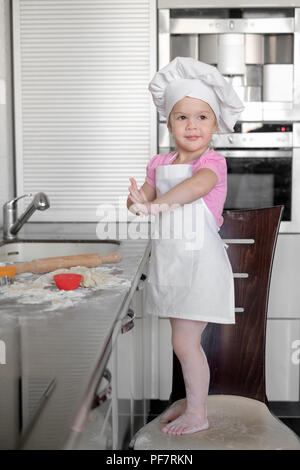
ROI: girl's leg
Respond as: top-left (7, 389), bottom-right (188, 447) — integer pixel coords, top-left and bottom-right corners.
top-left (162, 318), bottom-right (210, 435)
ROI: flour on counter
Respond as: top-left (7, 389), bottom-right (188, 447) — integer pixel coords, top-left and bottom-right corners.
top-left (0, 266), bottom-right (131, 311)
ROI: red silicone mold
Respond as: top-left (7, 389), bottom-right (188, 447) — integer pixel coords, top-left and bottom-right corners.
top-left (53, 273), bottom-right (82, 291)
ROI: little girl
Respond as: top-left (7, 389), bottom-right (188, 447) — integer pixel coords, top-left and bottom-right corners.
top-left (127, 57), bottom-right (244, 436)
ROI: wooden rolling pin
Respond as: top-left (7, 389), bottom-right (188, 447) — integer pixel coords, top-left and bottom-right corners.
top-left (9, 252), bottom-right (122, 275)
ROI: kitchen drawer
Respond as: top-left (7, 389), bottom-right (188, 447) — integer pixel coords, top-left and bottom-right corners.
top-left (115, 271), bottom-right (148, 399)
top-left (142, 314), bottom-right (173, 401)
top-left (107, 304), bottom-right (140, 449)
top-left (73, 369), bottom-right (113, 450)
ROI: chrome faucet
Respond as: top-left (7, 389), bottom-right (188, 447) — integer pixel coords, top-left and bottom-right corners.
top-left (3, 192), bottom-right (50, 240)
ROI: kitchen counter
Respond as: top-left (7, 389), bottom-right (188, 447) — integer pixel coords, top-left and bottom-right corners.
top-left (0, 222), bottom-right (151, 450)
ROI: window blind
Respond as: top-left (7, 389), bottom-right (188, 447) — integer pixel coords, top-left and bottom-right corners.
top-left (13, 0), bottom-right (156, 221)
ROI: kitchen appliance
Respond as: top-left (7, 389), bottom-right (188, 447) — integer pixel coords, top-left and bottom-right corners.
top-left (158, 3), bottom-right (300, 232)
top-left (159, 121), bottom-right (300, 232)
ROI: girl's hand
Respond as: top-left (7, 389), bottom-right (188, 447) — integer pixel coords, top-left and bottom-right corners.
top-left (128, 177), bottom-right (148, 204)
top-left (129, 199), bottom-right (160, 217)
top-left (128, 177), bottom-right (150, 216)
top-left (129, 201), bottom-right (150, 217)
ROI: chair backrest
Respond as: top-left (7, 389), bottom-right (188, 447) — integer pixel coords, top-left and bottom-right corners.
top-left (170, 206), bottom-right (284, 405)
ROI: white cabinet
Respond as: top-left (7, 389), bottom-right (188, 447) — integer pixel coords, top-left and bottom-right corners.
top-left (72, 370), bottom-right (113, 450)
top-left (105, 272), bottom-right (149, 449)
top-left (73, 306), bottom-right (139, 450)
top-left (106, 309), bottom-right (135, 450)
top-left (266, 319), bottom-right (300, 401)
top-left (266, 234), bottom-right (300, 401)
top-left (268, 234), bottom-right (300, 319)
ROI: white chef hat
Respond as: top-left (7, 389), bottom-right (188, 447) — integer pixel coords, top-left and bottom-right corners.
top-left (148, 57), bottom-right (245, 134)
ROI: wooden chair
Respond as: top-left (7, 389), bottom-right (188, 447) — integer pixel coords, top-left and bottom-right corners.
top-left (130, 206), bottom-right (300, 450)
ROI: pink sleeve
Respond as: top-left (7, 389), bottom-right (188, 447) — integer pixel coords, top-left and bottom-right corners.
top-left (199, 155), bottom-right (226, 184)
top-left (145, 155), bottom-right (159, 188)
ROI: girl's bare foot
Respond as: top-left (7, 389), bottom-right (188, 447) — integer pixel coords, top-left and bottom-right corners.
top-left (159, 399), bottom-right (186, 424)
top-left (162, 410), bottom-right (209, 435)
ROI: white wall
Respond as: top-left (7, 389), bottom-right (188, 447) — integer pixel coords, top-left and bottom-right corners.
top-left (0, 0), bottom-right (14, 229)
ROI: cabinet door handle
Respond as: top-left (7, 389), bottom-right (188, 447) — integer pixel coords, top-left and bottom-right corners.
top-left (91, 368), bottom-right (112, 409)
top-left (136, 273), bottom-right (147, 291)
top-left (121, 307), bottom-right (135, 334)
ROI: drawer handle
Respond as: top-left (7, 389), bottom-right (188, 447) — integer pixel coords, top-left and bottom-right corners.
top-left (92, 368), bottom-right (112, 409)
top-left (121, 308), bottom-right (135, 334)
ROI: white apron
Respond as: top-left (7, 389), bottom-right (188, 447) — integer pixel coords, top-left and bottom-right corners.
top-left (145, 154), bottom-right (235, 324)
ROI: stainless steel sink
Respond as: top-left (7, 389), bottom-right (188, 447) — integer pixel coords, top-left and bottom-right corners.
top-left (0, 240), bottom-right (121, 264)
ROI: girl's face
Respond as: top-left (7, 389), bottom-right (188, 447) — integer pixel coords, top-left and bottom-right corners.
top-left (168, 97), bottom-right (218, 157)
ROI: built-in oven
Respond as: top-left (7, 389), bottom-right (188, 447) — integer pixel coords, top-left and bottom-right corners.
top-left (159, 122), bottom-right (300, 232)
top-left (222, 149), bottom-right (292, 221)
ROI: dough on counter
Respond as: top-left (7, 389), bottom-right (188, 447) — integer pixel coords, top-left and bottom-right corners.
top-left (0, 266), bottom-right (130, 312)
top-left (33, 266), bottom-right (129, 289)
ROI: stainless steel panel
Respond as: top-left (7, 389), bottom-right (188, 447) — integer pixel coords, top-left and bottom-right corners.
top-left (199, 34), bottom-right (217, 64)
top-left (158, 0), bottom-right (300, 7)
top-left (229, 66), bottom-right (262, 87)
top-left (170, 34), bottom-right (198, 60)
top-left (264, 34), bottom-right (293, 64)
top-left (244, 65), bottom-right (263, 86)
top-left (219, 150), bottom-right (292, 158)
top-left (211, 132), bottom-right (293, 148)
top-left (234, 86), bottom-right (262, 102)
top-left (170, 18), bottom-right (294, 35)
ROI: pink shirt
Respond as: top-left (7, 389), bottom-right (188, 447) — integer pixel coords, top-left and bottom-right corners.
top-left (145, 149), bottom-right (227, 227)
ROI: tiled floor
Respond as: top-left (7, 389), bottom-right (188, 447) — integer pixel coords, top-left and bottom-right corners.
top-left (269, 401), bottom-right (300, 438)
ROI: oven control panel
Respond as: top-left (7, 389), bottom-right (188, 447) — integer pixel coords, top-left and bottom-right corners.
top-left (211, 131), bottom-right (292, 148)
